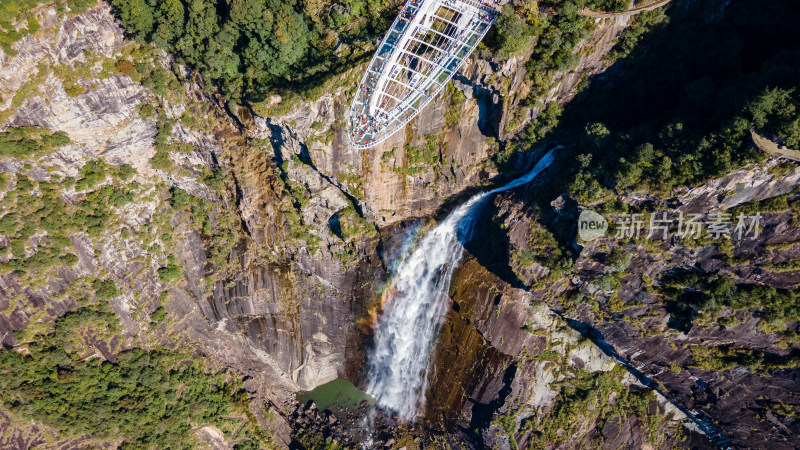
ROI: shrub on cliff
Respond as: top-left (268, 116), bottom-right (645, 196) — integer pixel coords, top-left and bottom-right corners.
top-left (0, 127), bottom-right (71, 160)
top-left (488, 5), bottom-right (533, 59)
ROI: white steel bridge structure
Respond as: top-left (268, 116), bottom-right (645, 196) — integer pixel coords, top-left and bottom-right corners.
top-left (347, 0), bottom-right (502, 149)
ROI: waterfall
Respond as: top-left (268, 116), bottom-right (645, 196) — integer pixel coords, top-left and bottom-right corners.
top-left (366, 148), bottom-right (557, 420)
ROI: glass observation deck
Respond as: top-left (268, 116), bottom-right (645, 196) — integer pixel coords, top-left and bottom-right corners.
top-left (348, 0), bottom-right (501, 149)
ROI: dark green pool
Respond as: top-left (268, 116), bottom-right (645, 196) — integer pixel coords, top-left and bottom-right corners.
top-left (296, 378), bottom-right (376, 411)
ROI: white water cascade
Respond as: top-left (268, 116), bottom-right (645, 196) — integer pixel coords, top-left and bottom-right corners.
top-left (366, 148), bottom-right (557, 420)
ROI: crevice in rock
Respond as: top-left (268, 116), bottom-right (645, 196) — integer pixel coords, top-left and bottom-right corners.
top-left (562, 316), bottom-right (733, 448)
top-left (467, 362), bottom-right (517, 435)
top-left (265, 119), bottom-right (368, 218)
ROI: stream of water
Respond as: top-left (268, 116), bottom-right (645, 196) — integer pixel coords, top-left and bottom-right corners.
top-left (365, 148), bottom-right (557, 420)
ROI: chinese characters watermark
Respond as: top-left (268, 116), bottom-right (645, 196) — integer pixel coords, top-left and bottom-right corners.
top-left (578, 210), bottom-right (762, 241)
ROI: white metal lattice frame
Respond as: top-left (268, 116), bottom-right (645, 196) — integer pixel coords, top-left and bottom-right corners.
top-left (348, 0), bottom-right (499, 149)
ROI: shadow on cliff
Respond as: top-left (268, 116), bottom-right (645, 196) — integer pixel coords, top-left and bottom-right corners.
top-left (467, 363), bottom-right (516, 436)
top-left (267, 121), bottom-right (368, 219)
top-left (427, 145), bottom-right (561, 289)
top-left (465, 0), bottom-right (800, 293)
top-left (501, 0), bottom-right (800, 210)
top-left (458, 205), bottom-right (527, 289)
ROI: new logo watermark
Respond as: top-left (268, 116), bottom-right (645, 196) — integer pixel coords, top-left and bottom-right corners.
top-left (578, 210), bottom-right (608, 241)
top-left (577, 210), bottom-right (762, 242)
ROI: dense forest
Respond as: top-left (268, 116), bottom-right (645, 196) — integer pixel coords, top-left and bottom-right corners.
top-left (0, 299), bottom-right (270, 448)
top-left (109, 0), bottom-right (631, 103)
top-left (109, 0), bottom-right (400, 102)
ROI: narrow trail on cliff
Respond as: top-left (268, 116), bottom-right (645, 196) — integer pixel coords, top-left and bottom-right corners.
top-left (365, 148), bottom-right (558, 420)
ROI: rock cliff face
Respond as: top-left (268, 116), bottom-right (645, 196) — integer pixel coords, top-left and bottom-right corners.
top-left (253, 74), bottom-right (498, 227)
top-left (0, 4), bottom-right (295, 445)
top-left (2, 1), bottom-right (798, 448)
top-left (216, 4), bottom-right (642, 417)
top-left (0, 4), bottom-right (406, 445)
top-left (426, 257), bottom-right (698, 448)
top-left (250, 11), bottom-right (634, 228)
top-left (0, 1), bottom-right (686, 446)
top-left (0, 4), bottom-right (153, 344)
top-left (460, 155), bottom-right (800, 448)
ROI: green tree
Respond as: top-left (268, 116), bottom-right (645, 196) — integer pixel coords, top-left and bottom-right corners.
top-left (490, 5), bottom-right (531, 58)
top-left (269, 3), bottom-right (311, 73)
top-left (111, 0), bottom-right (154, 41)
top-left (93, 279), bottom-right (118, 300)
top-left (585, 122), bottom-right (611, 149)
top-left (153, 0), bottom-right (185, 48)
